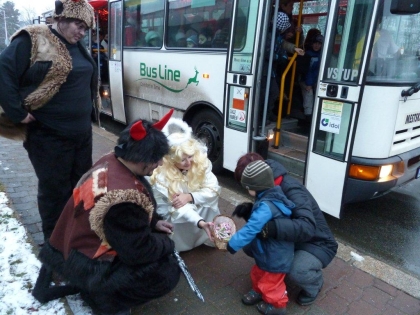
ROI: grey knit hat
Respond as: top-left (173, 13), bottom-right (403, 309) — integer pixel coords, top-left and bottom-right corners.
top-left (241, 160), bottom-right (274, 192)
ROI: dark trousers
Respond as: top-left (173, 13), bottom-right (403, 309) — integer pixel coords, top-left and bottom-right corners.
top-left (287, 250), bottom-right (324, 297)
top-left (23, 125), bottom-right (92, 240)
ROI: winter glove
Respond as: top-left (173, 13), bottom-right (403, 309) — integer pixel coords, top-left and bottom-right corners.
top-left (257, 220), bottom-right (277, 240)
top-left (227, 243), bottom-right (236, 254)
top-left (232, 202), bottom-right (253, 221)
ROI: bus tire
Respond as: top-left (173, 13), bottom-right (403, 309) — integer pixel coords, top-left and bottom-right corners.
top-left (190, 109), bottom-right (224, 174)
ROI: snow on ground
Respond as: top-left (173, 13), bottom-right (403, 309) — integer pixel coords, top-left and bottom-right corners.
top-left (0, 192), bottom-right (93, 314)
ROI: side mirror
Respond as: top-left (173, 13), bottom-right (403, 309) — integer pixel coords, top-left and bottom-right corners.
top-left (390, 0), bottom-right (420, 14)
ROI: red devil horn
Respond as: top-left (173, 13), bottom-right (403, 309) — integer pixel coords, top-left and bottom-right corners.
top-left (152, 108), bottom-right (174, 130)
top-left (130, 120), bottom-right (147, 141)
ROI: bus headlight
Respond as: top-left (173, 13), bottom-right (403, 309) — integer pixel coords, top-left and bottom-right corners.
top-left (379, 165), bottom-right (393, 179)
top-left (349, 164), bottom-right (393, 181)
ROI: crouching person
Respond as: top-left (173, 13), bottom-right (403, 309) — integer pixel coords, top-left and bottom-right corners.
top-left (32, 111), bottom-right (181, 315)
top-left (228, 160), bottom-right (295, 315)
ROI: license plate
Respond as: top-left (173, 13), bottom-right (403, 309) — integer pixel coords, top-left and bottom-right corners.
top-left (416, 167), bottom-right (420, 179)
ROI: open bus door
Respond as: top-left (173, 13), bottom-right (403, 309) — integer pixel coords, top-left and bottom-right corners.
top-left (106, 0), bottom-right (126, 124)
top-left (223, 0), bottom-right (269, 171)
top-left (304, 0), bottom-right (377, 218)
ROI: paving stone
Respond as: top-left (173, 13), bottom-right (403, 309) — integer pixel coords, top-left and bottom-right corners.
top-left (390, 291), bottom-right (420, 315)
top-left (362, 285), bottom-right (394, 311)
top-left (347, 299), bottom-right (382, 315)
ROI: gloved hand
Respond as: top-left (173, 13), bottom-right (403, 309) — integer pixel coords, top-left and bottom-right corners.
top-left (257, 221), bottom-right (277, 239)
top-left (232, 202), bottom-right (253, 221)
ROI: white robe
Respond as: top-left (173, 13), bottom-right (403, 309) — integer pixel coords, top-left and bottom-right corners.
top-left (150, 164), bottom-right (221, 252)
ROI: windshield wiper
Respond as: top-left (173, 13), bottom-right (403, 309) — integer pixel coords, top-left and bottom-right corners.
top-left (401, 82), bottom-right (420, 101)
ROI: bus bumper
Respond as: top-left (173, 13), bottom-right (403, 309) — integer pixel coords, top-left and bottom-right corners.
top-left (344, 145), bottom-right (420, 204)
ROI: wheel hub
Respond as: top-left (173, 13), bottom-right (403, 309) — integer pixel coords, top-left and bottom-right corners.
top-left (196, 123), bottom-right (221, 160)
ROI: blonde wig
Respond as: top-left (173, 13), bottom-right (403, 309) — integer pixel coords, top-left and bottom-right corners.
top-left (150, 137), bottom-right (209, 198)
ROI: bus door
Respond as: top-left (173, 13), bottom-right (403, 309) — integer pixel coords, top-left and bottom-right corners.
top-left (108, 0), bottom-right (126, 124)
top-left (223, 0), bottom-right (266, 171)
top-left (305, 0), bottom-right (377, 218)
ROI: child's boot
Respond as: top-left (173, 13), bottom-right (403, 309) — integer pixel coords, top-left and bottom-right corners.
top-left (256, 301), bottom-right (286, 315)
top-left (242, 289), bottom-right (262, 305)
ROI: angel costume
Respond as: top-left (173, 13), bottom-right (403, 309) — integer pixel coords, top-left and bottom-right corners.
top-left (150, 118), bottom-right (221, 252)
top-left (152, 163), bottom-right (221, 251)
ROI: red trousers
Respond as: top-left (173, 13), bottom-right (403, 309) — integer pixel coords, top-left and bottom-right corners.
top-left (251, 265), bottom-right (288, 308)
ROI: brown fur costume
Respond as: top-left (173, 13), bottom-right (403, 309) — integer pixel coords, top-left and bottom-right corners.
top-left (0, 24), bottom-right (101, 141)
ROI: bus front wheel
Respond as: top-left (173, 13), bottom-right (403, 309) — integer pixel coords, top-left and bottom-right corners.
top-left (190, 110), bottom-right (224, 174)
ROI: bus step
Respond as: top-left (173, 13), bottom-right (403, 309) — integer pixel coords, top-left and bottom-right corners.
top-left (280, 117), bottom-right (299, 130)
top-left (268, 143), bottom-right (306, 179)
top-left (279, 129), bottom-right (308, 153)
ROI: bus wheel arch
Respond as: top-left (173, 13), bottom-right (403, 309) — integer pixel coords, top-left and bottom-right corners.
top-left (186, 108), bottom-right (224, 174)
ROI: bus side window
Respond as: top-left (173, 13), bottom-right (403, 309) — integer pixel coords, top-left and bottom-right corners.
top-left (166, 0), bottom-right (233, 50)
top-left (124, 0), bottom-right (164, 48)
top-left (212, 19), bottom-right (230, 48)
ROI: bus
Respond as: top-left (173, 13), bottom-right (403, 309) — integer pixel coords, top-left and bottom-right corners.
top-left (88, 0), bottom-right (420, 218)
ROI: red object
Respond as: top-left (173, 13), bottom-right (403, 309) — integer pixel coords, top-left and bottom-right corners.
top-left (274, 175), bottom-right (283, 186)
top-left (152, 108), bottom-right (174, 130)
top-left (251, 265), bottom-right (288, 308)
top-left (233, 98), bottom-right (245, 110)
top-left (88, 0), bottom-right (108, 10)
top-left (130, 121), bottom-right (147, 141)
top-left (130, 108), bottom-right (174, 140)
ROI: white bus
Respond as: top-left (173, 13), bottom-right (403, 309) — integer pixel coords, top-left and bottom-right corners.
top-left (89, 0), bottom-right (420, 218)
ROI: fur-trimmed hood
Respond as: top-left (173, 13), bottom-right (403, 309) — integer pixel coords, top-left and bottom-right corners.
top-left (89, 189), bottom-right (155, 244)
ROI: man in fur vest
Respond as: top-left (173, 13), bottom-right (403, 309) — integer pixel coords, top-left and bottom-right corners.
top-left (32, 109), bottom-right (181, 315)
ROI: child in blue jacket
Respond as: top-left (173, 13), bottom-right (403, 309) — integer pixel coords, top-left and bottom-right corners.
top-left (227, 160), bottom-right (295, 315)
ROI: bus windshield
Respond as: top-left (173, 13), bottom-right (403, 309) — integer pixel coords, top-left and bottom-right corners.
top-left (366, 0), bottom-right (420, 83)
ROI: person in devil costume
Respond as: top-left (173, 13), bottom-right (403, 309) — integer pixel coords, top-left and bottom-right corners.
top-left (32, 109), bottom-right (181, 315)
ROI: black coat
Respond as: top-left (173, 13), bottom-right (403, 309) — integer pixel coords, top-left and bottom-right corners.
top-left (265, 159), bottom-right (338, 268)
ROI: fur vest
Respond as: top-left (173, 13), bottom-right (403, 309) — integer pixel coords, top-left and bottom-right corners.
top-left (0, 24), bottom-right (100, 141)
top-left (48, 153), bottom-right (155, 262)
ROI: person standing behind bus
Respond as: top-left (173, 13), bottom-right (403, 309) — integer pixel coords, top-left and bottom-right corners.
top-left (270, 12), bottom-right (304, 120)
top-left (279, 0), bottom-right (303, 48)
top-left (91, 30), bottom-right (109, 82)
top-left (149, 118), bottom-right (220, 252)
top-left (299, 34), bottom-right (323, 122)
top-left (0, 0), bottom-right (100, 243)
top-left (234, 153), bottom-right (338, 307)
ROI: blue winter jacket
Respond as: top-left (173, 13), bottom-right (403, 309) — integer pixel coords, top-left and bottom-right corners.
top-left (228, 186), bottom-right (295, 273)
top-left (302, 49), bottom-right (321, 87)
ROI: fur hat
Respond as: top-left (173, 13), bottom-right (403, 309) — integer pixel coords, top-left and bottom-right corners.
top-left (241, 160), bottom-right (274, 192)
top-left (53, 0), bottom-right (96, 29)
top-left (162, 118), bottom-right (193, 147)
top-left (163, 118), bottom-right (207, 154)
top-left (276, 12), bottom-right (291, 34)
top-left (114, 109), bottom-right (174, 163)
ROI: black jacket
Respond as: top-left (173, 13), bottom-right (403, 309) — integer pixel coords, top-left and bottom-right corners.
top-left (265, 159), bottom-right (338, 268)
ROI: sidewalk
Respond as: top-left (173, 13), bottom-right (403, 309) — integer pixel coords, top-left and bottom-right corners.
top-left (0, 124), bottom-right (419, 315)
